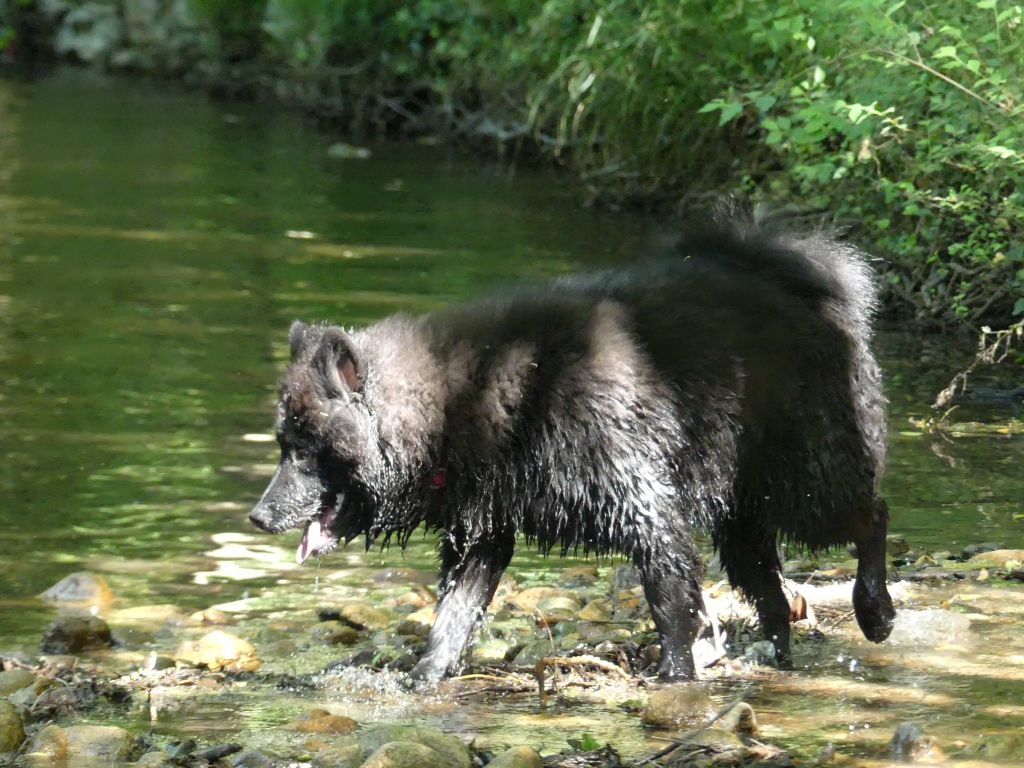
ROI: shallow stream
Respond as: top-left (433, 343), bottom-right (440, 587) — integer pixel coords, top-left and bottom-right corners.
top-left (1, 69), bottom-right (1022, 765)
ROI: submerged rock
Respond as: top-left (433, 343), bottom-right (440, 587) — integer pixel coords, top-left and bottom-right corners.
top-left (41, 615), bottom-right (114, 653)
top-left (720, 701), bottom-right (759, 736)
top-left (743, 641), bottom-right (778, 667)
top-left (641, 686), bottom-right (716, 729)
top-left (291, 708), bottom-right (358, 734)
top-left (327, 143), bottom-right (372, 161)
top-left (489, 745), bottom-right (544, 768)
top-left (338, 603), bottom-right (391, 631)
top-left (361, 741), bottom-right (442, 768)
top-left (359, 725), bottom-right (473, 768)
top-left (0, 701), bottom-right (25, 753)
top-left (312, 625), bottom-right (360, 646)
top-left (0, 669), bottom-right (36, 696)
top-left (173, 630), bottom-right (260, 672)
top-left (40, 571), bottom-right (114, 606)
top-left (27, 724), bottom-right (135, 761)
top-left (969, 732), bottom-right (1024, 761)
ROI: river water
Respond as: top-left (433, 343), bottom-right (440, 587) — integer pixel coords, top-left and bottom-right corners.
top-left (1, 69), bottom-right (1022, 763)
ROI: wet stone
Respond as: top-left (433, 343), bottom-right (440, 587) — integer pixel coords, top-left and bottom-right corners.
top-left (359, 725), bottom-right (473, 768)
top-left (969, 732), bottom-right (1024, 761)
top-left (41, 615), bottom-right (114, 654)
top-left (27, 724), bottom-right (135, 762)
top-left (190, 607), bottom-right (234, 625)
top-left (291, 709), bottom-right (358, 734)
top-left (361, 741), bottom-right (443, 768)
top-left (39, 572), bottom-right (114, 606)
top-left (489, 745), bottom-right (544, 768)
top-left (559, 565), bottom-right (599, 586)
top-left (0, 701), bottom-right (25, 753)
top-left (337, 603), bottom-right (391, 631)
top-left (394, 619), bottom-right (430, 638)
top-left (641, 685), bottom-right (716, 729)
top-left (886, 533), bottom-right (910, 557)
top-left (135, 752), bottom-right (174, 768)
top-left (472, 637), bottom-right (513, 664)
top-left (967, 549), bottom-right (1024, 568)
top-left (173, 629), bottom-right (260, 672)
top-left (0, 669), bottom-right (36, 696)
top-left (312, 625), bottom-right (360, 646)
top-left (611, 565), bottom-right (642, 591)
top-left (682, 728), bottom-right (744, 750)
top-left (720, 702), bottom-right (759, 736)
top-left (579, 598), bottom-right (612, 622)
top-left (507, 587), bottom-right (568, 612)
top-left (890, 721), bottom-right (944, 763)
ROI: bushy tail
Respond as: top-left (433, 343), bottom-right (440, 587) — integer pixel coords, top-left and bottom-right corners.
top-left (677, 198), bottom-right (881, 337)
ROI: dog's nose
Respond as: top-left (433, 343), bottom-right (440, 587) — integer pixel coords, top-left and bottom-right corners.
top-left (249, 503), bottom-right (273, 532)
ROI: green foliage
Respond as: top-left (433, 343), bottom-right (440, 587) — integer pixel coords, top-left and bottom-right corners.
top-left (182, 0), bottom-right (1024, 328)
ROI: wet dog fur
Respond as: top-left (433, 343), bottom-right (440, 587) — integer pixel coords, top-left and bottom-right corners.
top-left (249, 215), bottom-right (896, 681)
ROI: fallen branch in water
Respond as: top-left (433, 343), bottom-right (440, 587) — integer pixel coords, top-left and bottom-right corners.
top-left (535, 655), bottom-right (632, 705)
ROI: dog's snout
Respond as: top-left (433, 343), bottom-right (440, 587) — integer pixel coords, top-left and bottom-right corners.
top-left (249, 503), bottom-right (274, 532)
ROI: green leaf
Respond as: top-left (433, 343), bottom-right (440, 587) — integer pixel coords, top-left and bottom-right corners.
top-left (934, 45), bottom-right (959, 59)
top-left (753, 93), bottom-right (777, 111)
top-left (1014, 298), bottom-right (1024, 316)
top-left (717, 101), bottom-right (744, 125)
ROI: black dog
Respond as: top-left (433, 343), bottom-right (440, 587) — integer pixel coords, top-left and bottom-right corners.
top-left (249, 215), bottom-right (895, 681)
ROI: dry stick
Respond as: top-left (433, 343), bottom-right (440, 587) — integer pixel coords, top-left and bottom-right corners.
top-left (638, 682), bottom-right (755, 765)
top-left (535, 655), bottom-right (633, 705)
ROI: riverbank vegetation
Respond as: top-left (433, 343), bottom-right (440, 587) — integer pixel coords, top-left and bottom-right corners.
top-left (5, 0), bottom-right (1024, 332)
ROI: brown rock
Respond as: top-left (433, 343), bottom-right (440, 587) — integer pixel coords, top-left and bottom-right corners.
top-left (489, 745), bottom-right (544, 768)
top-left (39, 572), bottom-right (114, 607)
top-left (338, 603), bottom-right (391, 631)
top-left (0, 669), bottom-right (36, 696)
top-left (641, 685), bottom-right (716, 729)
top-left (720, 701), bottom-right (759, 735)
top-left (27, 724), bottom-right (134, 761)
top-left (41, 615), bottom-right (114, 653)
top-left (292, 709), bottom-right (358, 734)
top-left (173, 630), bottom-right (260, 672)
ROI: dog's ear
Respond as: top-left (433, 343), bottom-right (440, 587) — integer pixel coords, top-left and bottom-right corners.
top-left (289, 320), bottom-right (310, 361)
top-left (315, 327), bottom-right (361, 395)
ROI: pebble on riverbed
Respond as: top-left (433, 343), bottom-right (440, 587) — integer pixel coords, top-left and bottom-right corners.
top-left (25, 724), bottom-right (139, 763)
top-left (0, 700), bottom-right (25, 754)
top-left (39, 571), bottom-right (115, 608)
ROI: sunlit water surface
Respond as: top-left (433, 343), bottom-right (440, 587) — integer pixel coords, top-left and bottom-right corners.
top-left (0, 69), bottom-right (1022, 763)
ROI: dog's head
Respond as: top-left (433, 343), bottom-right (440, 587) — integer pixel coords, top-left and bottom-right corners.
top-left (249, 320), bottom-right (380, 563)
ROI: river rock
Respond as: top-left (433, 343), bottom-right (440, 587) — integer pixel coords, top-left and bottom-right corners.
top-left (0, 669), bottom-right (36, 696)
top-left (311, 742), bottom-right (361, 768)
top-left (0, 701), bottom-right (25, 753)
top-left (472, 637), bottom-right (513, 664)
top-left (312, 625), bottom-right (360, 646)
top-left (41, 615), bottom-right (114, 653)
top-left (359, 725), bottom-right (472, 768)
top-left (134, 752), bottom-right (174, 768)
top-left (292, 708), bottom-right (358, 734)
top-left (559, 565), bottom-right (599, 586)
top-left (173, 630), bottom-right (260, 672)
top-left (579, 598), bottom-right (612, 622)
top-left (611, 565), bottom-right (642, 591)
top-left (683, 728), bottom-right (744, 750)
top-left (886, 533), bottom-right (910, 556)
top-left (967, 549), bottom-right (1024, 568)
top-left (489, 745), bottom-right (544, 768)
top-left (361, 741), bottom-right (442, 768)
top-left (27, 724), bottom-right (134, 761)
top-left (40, 572), bottom-right (114, 606)
top-left (512, 641), bottom-right (553, 669)
top-left (969, 732), bottom-right (1024, 761)
top-left (720, 702), bottom-right (759, 736)
top-left (337, 603), bottom-right (391, 631)
top-left (641, 686), bottom-right (716, 728)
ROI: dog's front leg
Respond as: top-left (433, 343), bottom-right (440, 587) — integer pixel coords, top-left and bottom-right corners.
top-left (410, 533), bottom-right (514, 682)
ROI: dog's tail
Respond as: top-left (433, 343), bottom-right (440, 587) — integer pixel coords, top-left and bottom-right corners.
top-left (677, 198), bottom-right (880, 334)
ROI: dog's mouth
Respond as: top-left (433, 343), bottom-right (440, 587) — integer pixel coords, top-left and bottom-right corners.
top-left (296, 493), bottom-right (343, 564)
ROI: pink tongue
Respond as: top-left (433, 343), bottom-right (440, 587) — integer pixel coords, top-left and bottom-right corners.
top-left (296, 518), bottom-right (332, 564)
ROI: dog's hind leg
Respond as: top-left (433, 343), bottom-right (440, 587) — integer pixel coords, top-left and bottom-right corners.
top-left (717, 516), bottom-right (792, 667)
top-left (852, 498), bottom-right (896, 642)
top-left (410, 531), bottom-right (514, 682)
top-left (635, 527), bottom-right (705, 680)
